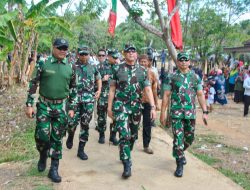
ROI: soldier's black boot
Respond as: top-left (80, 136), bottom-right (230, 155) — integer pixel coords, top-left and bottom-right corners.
top-left (77, 141), bottom-right (88, 160)
top-left (48, 158), bottom-right (61, 183)
top-left (174, 158), bottom-right (184, 177)
top-left (66, 132), bottom-right (75, 149)
top-left (122, 160), bottom-right (132, 178)
top-left (109, 125), bottom-right (118, 146)
top-left (37, 150), bottom-right (48, 172)
top-left (98, 132), bottom-right (105, 144)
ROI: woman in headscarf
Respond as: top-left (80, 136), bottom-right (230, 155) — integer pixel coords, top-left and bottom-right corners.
top-left (214, 69), bottom-right (228, 105)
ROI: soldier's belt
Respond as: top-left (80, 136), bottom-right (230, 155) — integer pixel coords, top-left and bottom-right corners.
top-left (40, 96), bottom-right (66, 104)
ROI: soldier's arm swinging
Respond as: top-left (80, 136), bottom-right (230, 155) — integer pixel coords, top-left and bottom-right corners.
top-left (197, 90), bottom-right (208, 125)
top-left (25, 65), bottom-right (42, 118)
top-left (160, 90), bottom-right (171, 126)
top-left (95, 79), bottom-right (102, 99)
top-left (107, 84), bottom-right (116, 120)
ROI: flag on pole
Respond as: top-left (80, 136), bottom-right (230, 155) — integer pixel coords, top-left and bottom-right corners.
top-left (167, 0), bottom-right (183, 50)
top-left (108, 0), bottom-right (117, 37)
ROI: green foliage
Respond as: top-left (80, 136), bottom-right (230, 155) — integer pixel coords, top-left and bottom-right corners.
top-left (219, 168), bottom-right (250, 190)
top-left (191, 152), bottom-right (221, 165)
top-left (0, 126), bottom-right (37, 163)
top-left (129, 4), bottom-right (143, 17)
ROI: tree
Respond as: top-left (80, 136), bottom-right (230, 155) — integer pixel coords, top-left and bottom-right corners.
top-left (120, 0), bottom-right (181, 63)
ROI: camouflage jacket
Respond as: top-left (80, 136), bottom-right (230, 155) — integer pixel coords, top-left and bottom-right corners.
top-left (97, 60), bottom-right (113, 102)
top-left (162, 69), bottom-right (202, 119)
top-left (26, 55), bottom-right (77, 110)
top-left (75, 59), bottom-right (101, 103)
top-left (110, 62), bottom-right (150, 113)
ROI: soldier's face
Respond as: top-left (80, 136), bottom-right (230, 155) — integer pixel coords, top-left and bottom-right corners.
top-left (139, 58), bottom-right (149, 68)
top-left (97, 51), bottom-right (106, 62)
top-left (53, 46), bottom-right (68, 60)
top-left (177, 58), bottom-right (190, 71)
top-left (125, 49), bottom-right (137, 63)
top-left (79, 53), bottom-right (89, 63)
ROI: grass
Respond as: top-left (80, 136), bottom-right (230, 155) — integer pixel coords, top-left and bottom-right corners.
top-left (0, 125), bottom-right (38, 163)
top-left (33, 185), bottom-right (53, 190)
top-left (26, 163), bottom-right (48, 177)
top-left (189, 133), bottom-right (250, 190)
top-left (190, 151), bottom-right (221, 165)
top-left (219, 168), bottom-right (250, 190)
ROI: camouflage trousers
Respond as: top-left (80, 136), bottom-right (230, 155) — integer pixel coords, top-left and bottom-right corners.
top-left (35, 98), bottom-right (68, 159)
top-left (96, 100), bottom-right (116, 133)
top-left (68, 102), bottom-right (94, 142)
top-left (114, 110), bottom-right (141, 161)
top-left (171, 118), bottom-right (195, 159)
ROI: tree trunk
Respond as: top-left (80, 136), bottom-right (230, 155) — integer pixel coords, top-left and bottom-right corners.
top-left (27, 32), bottom-right (39, 81)
top-left (20, 29), bottom-right (35, 84)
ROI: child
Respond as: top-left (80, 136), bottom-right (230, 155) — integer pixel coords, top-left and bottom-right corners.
top-left (207, 82), bottom-right (216, 112)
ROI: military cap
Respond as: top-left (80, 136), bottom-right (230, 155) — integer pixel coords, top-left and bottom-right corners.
top-left (177, 52), bottom-right (189, 60)
top-left (53, 38), bottom-right (69, 48)
top-left (124, 44), bottom-right (136, 52)
top-left (78, 45), bottom-right (90, 54)
top-left (107, 49), bottom-right (119, 58)
top-left (107, 49), bottom-right (115, 55)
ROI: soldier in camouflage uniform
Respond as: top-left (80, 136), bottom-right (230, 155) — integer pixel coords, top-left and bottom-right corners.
top-left (66, 45), bottom-right (101, 160)
top-left (96, 49), bottom-right (119, 145)
top-left (25, 38), bottom-right (77, 183)
top-left (108, 44), bottom-right (156, 178)
top-left (160, 52), bottom-right (208, 177)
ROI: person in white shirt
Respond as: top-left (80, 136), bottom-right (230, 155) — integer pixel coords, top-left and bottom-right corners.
top-left (243, 67), bottom-right (250, 117)
top-left (207, 83), bottom-right (216, 112)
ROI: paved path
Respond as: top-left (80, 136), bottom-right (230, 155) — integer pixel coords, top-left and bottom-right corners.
top-left (55, 122), bottom-right (242, 190)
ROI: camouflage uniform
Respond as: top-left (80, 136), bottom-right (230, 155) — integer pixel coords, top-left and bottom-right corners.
top-left (96, 60), bottom-right (113, 133)
top-left (111, 62), bottom-right (150, 161)
top-left (162, 69), bottom-right (202, 160)
top-left (26, 55), bottom-right (77, 159)
top-left (68, 60), bottom-right (101, 142)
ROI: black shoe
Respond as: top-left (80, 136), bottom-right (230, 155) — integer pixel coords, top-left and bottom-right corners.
top-left (77, 141), bottom-right (88, 160)
top-left (37, 150), bottom-right (48, 172)
top-left (98, 132), bottom-right (105, 144)
top-left (66, 132), bottom-right (74, 149)
top-left (174, 158), bottom-right (184, 177)
top-left (122, 160), bottom-right (132, 178)
top-left (48, 159), bottom-right (61, 183)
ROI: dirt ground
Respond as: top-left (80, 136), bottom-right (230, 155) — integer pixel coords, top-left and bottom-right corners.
top-left (0, 86), bottom-right (249, 189)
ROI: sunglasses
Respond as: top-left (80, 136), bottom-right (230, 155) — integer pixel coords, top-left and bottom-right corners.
top-left (125, 49), bottom-right (136, 53)
top-left (179, 58), bottom-right (189, 62)
top-left (98, 54), bottom-right (106, 57)
top-left (57, 46), bottom-right (68, 51)
top-left (79, 53), bottom-right (89, 56)
top-left (112, 56), bottom-right (118, 59)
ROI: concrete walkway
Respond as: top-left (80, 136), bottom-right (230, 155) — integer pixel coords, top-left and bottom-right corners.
top-left (55, 122), bottom-right (242, 190)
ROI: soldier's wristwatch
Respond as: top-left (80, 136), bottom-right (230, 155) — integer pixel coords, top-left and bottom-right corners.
top-left (203, 110), bottom-right (209, 114)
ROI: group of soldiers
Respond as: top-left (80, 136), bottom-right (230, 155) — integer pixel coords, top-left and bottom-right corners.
top-left (25, 38), bottom-right (208, 183)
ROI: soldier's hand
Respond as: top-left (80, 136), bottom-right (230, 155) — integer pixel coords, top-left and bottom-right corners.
top-left (68, 110), bottom-right (74, 118)
top-left (150, 109), bottom-right (157, 120)
top-left (95, 90), bottom-right (101, 99)
top-left (25, 106), bottom-right (34, 119)
top-left (160, 112), bottom-right (166, 126)
top-left (108, 109), bottom-right (114, 120)
top-left (202, 113), bottom-right (208, 126)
